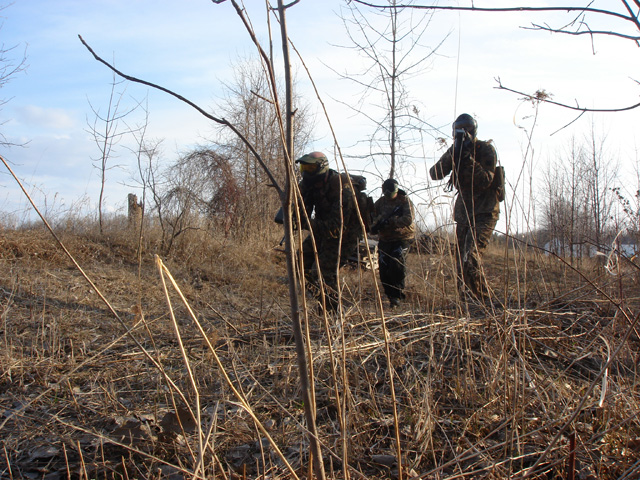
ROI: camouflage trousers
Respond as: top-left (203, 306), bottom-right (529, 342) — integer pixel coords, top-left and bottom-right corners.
top-left (455, 213), bottom-right (498, 300)
top-left (302, 234), bottom-right (341, 309)
top-left (378, 239), bottom-right (411, 301)
top-left (340, 228), bottom-right (362, 267)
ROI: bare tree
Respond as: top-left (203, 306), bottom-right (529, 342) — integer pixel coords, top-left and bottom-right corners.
top-left (170, 148), bottom-right (240, 237)
top-left (540, 138), bottom-right (588, 260)
top-left (540, 129), bottom-right (618, 259)
top-left (136, 138), bottom-right (171, 248)
top-left (584, 124), bottom-right (618, 249)
top-left (131, 136), bottom-right (208, 257)
top-left (127, 99), bottom-right (152, 256)
top-left (157, 183), bottom-right (199, 255)
top-left (86, 73), bottom-right (140, 234)
top-left (353, 1), bottom-right (640, 115)
top-left (612, 151), bottom-right (640, 250)
top-left (213, 58), bottom-right (312, 235)
top-left (334, 0), bottom-right (444, 179)
top-left (0, 4), bottom-right (27, 148)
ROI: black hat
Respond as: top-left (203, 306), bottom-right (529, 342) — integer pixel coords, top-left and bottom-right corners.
top-left (382, 178), bottom-right (399, 194)
top-left (452, 113), bottom-right (477, 138)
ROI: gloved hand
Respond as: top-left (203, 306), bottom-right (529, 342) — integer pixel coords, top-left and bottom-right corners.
top-left (453, 130), bottom-right (472, 158)
top-left (454, 128), bottom-right (471, 145)
top-left (328, 227), bottom-right (341, 239)
top-left (371, 218), bottom-right (389, 235)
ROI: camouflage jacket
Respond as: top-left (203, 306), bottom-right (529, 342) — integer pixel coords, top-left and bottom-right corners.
top-left (372, 190), bottom-right (416, 242)
top-left (429, 139), bottom-right (500, 224)
top-left (299, 169), bottom-right (356, 239)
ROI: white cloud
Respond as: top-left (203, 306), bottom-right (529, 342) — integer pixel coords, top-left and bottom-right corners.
top-left (13, 105), bottom-right (77, 130)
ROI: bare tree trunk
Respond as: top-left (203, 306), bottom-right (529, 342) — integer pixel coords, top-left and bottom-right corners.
top-left (389, 1), bottom-right (398, 179)
top-left (336, 1), bottom-right (441, 180)
top-left (277, 2), bottom-right (326, 478)
top-left (87, 73), bottom-right (139, 235)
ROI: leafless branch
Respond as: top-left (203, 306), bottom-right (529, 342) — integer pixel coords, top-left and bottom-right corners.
top-left (550, 111), bottom-right (587, 136)
top-left (355, 1), bottom-right (640, 115)
top-left (77, 34), bottom-right (282, 196)
top-left (494, 77), bottom-right (640, 113)
top-left (352, 1), bottom-right (640, 42)
top-left (351, 1), bottom-right (636, 23)
top-left (524, 23), bottom-right (640, 42)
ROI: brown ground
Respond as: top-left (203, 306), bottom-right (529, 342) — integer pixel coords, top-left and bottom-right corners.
top-left (1, 226), bottom-right (639, 479)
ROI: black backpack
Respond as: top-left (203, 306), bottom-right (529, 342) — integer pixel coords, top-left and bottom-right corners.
top-left (340, 173), bottom-right (374, 232)
top-left (492, 165), bottom-right (505, 202)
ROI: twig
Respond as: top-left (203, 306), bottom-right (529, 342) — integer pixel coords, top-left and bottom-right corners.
top-left (154, 256), bottom-right (301, 480)
top-left (0, 154), bottom-right (196, 430)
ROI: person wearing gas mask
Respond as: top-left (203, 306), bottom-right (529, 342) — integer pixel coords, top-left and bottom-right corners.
top-left (370, 179), bottom-right (416, 308)
top-left (295, 152), bottom-right (357, 311)
top-left (429, 113), bottom-right (501, 301)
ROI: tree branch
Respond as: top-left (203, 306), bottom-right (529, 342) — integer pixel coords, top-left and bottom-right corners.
top-left (351, 1), bottom-right (636, 24)
top-left (77, 34), bottom-right (282, 196)
top-left (352, 1), bottom-right (640, 41)
top-left (494, 77), bottom-right (640, 113)
top-left (524, 23), bottom-right (640, 41)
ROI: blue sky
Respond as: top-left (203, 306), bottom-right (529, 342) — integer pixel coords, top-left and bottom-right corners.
top-left (1, 1), bottom-right (638, 233)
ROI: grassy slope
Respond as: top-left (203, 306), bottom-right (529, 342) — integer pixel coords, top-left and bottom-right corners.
top-left (1, 226), bottom-right (639, 479)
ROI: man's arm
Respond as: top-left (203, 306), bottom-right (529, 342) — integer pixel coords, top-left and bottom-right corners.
top-left (458, 141), bottom-right (496, 191)
top-left (388, 197), bottom-right (414, 229)
top-left (430, 147), bottom-right (454, 180)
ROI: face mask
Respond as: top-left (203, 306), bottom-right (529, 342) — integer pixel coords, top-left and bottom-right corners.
top-left (384, 190), bottom-right (397, 199)
top-left (299, 163), bottom-right (319, 177)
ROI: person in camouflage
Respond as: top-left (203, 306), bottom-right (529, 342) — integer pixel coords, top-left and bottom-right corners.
top-left (296, 152), bottom-right (358, 310)
top-left (370, 179), bottom-right (416, 308)
top-left (339, 174), bottom-right (374, 266)
top-left (429, 113), bottom-right (500, 300)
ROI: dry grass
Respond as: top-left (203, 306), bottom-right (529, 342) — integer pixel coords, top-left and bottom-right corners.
top-left (1, 223), bottom-right (639, 479)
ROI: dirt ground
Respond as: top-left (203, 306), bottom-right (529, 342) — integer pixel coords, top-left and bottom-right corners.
top-left (1, 228), bottom-right (639, 479)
